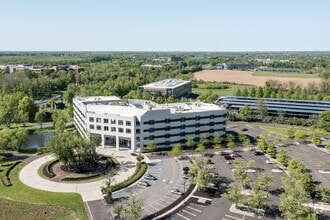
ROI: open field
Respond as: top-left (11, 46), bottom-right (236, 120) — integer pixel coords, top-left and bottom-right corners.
top-left (193, 84), bottom-right (253, 96)
top-left (0, 163), bottom-right (87, 220)
top-left (194, 70), bottom-right (322, 87)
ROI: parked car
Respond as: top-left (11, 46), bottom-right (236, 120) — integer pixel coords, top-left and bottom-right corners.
top-left (231, 152), bottom-right (241, 157)
top-left (220, 151), bottom-right (230, 156)
top-left (241, 128), bottom-right (248, 131)
top-left (139, 181), bottom-right (151, 187)
top-left (226, 160), bottom-right (233, 164)
top-left (145, 174), bottom-right (157, 181)
top-left (183, 166), bottom-right (189, 172)
top-left (254, 151), bottom-right (264, 156)
top-left (209, 172), bottom-right (219, 178)
top-left (224, 155), bottom-right (235, 160)
top-left (266, 159), bottom-right (275, 164)
top-left (171, 188), bottom-right (183, 195)
top-left (207, 159), bottom-right (214, 164)
top-left (183, 173), bottom-right (190, 179)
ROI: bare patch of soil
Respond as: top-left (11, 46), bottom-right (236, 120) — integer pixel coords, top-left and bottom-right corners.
top-left (194, 70), bottom-right (321, 87)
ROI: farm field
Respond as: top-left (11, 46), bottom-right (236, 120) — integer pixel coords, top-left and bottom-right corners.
top-left (194, 70), bottom-right (322, 87)
top-left (252, 71), bottom-right (319, 78)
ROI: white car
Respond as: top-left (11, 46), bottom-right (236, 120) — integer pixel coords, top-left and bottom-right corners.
top-left (171, 188), bottom-right (183, 195)
top-left (266, 159), bottom-right (275, 164)
top-left (226, 160), bottom-right (233, 164)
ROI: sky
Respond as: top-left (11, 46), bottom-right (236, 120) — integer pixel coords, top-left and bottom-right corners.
top-left (1, 0), bottom-right (329, 51)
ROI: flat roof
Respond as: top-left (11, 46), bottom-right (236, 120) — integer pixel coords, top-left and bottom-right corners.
top-left (140, 78), bottom-right (190, 89)
top-left (74, 96), bottom-right (224, 117)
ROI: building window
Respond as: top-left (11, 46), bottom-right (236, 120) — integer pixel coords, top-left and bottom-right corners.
top-left (165, 133), bottom-right (170, 138)
top-left (136, 129), bottom-right (140, 134)
top-left (119, 128), bottom-right (124, 133)
top-left (136, 120), bottom-right (140, 126)
top-left (181, 117), bottom-right (186, 122)
top-left (195, 123), bottom-right (200, 127)
top-left (104, 118), bottom-right (109, 123)
top-left (195, 116), bottom-right (200, 120)
top-left (111, 127), bottom-right (116, 132)
top-left (181, 125), bottom-right (185, 129)
top-left (136, 137), bottom-right (140, 141)
top-left (149, 128), bottom-right (154, 133)
top-left (165, 118), bottom-right (170, 123)
top-left (104, 126), bottom-right (109, 131)
top-left (126, 129), bottom-right (131, 134)
top-left (209, 122), bottom-right (214, 126)
top-left (96, 118), bottom-right (101, 123)
top-left (165, 141), bottom-right (170, 146)
top-left (126, 121), bottom-right (131, 126)
top-left (111, 119), bottom-right (116, 124)
top-left (89, 117), bottom-right (94, 122)
top-left (118, 120), bottom-right (123, 125)
top-left (149, 135), bottom-right (154, 140)
top-left (165, 126), bottom-right (170, 131)
top-left (180, 132), bottom-right (185, 136)
top-left (89, 124), bottom-right (94, 129)
top-left (96, 125), bottom-right (101, 130)
top-left (149, 120), bottom-right (154, 125)
top-left (195, 130), bottom-right (200, 135)
top-left (210, 115), bottom-right (215, 119)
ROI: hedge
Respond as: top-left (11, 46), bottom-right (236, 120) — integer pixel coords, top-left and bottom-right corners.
top-left (111, 162), bottom-right (147, 192)
top-left (42, 159), bottom-right (58, 178)
top-left (61, 173), bottom-right (101, 181)
top-left (1, 161), bottom-right (21, 187)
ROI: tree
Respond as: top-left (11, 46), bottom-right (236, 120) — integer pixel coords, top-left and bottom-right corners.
top-left (256, 99), bottom-right (267, 121)
top-left (35, 109), bottom-right (47, 128)
top-left (276, 149), bottom-right (288, 166)
top-left (0, 128), bottom-right (28, 151)
top-left (213, 132), bottom-right (222, 150)
top-left (186, 136), bottom-right (194, 152)
top-left (189, 157), bottom-right (213, 190)
top-left (294, 129), bottom-right (308, 143)
top-left (266, 143), bottom-right (277, 158)
top-left (238, 105), bottom-right (253, 121)
top-left (171, 143), bottom-right (182, 157)
top-left (222, 181), bottom-right (243, 207)
top-left (318, 110), bottom-right (330, 132)
top-left (279, 176), bottom-right (312, 220)
top-left (195, 143), bottom-right (206, 153)
top-left (257, 135), bottom-right (268, 152)
top-left (246, 160), bottom-right (256, 169)
top-left (146, 141), bottom-right (156, 152)
top-left (232, 166), bottom-right (250, 187)
top-left (286, 126), bottom-right (295, 138)
top-left (18, 96), bottom-right (37, 122)
top-left (124, 197), bottom-right (144, 220)
top-left (199, 133), bottom-right (208, 146)
top-left (311, 131), bottom-right (321, 146)
top-left (225, 134), bottom-right (235, 150)
top-left (0, 92), bottom-right (24, 128)
top-left (112, 199), bottom-right (126, 220)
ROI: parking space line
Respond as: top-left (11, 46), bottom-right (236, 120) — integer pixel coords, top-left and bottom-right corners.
top-left (142, 208), bottom-right (153, 214)
top-left (177, 213), bottom-right (191, 220)
top-left (188, 203), bottom-right (207, 208)
top-left (154, 201), bottom-right (167, 208)
top-left (158, 198), bottom-right (172, 204)
top-left (163, 195), bottom-right (177, 201)
top-left (224, 214), bottom-right (243, 220)
top-left (147, 204), bottom-right (159, 211)
top-left (186, 205), bottom-right (202, 212)
top-left (182, 209), bottom-right (196, 216)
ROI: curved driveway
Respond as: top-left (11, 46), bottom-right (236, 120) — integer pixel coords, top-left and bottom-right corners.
top-left (19, 148), bottom-right (136, 201)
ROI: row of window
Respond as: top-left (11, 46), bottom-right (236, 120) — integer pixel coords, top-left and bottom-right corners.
top-left (143, 121), bottom-right (225, 132)
top-left (143, 114), bottom-right (225, 125)
top-left (89, 117), bottom-right (131, 126)
top-left (143, 128), bottom-right (225, 140)
top-left (89, 125), bottom-right (131, 134)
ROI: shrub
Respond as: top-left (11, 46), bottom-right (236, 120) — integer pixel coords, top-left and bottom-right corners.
top-left (110, 162), bottom-right (147, 192)
top-left (1, 161), bottom-right (21, 187)
top-left (42, 159), bottom-right (58, 178)
top-left (62, 173), bottom-right (101, 181)
top-left (0, 155), bottom-right (6, 163)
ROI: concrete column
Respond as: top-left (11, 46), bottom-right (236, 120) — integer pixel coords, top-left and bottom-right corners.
top-left (116, 136), bottom-right (120, 150)
top-left (101, 134), bottom-right (105, 147)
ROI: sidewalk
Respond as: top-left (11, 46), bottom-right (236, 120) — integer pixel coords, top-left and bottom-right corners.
top-left (19, 147), bottom-right (136, 201)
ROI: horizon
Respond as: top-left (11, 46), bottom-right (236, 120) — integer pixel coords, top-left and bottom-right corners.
top-left (1, 1), bottom-right (330, 51)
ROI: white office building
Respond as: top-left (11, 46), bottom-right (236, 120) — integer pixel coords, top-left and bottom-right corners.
top-left (73, 96), bottom-right (226, 152)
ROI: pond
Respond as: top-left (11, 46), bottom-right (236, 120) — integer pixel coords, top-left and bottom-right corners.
top-left (28, 132), bottom-right (54, 148)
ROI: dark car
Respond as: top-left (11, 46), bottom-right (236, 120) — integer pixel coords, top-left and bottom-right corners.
top-left (241, 128), bottom-right (248, 131)
top-left (254, 151), bottom-right (264, 156)
top-left (220, 151), bottom-right (230, 156)
top-left (144, 174), bottom-right (157, 181)
top-left (224, 155), bottom-right (234, 160)
top-left (231, 152), bottom-right (241, 157)
top-left (139, 181), bottom-right (151, 187)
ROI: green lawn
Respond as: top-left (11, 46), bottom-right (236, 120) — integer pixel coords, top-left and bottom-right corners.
top-left (193, 84), bottom-right (254, 96)
top-left (249, 124), bottom-right (288, 136)
top-left (0, 163), bottom-right (87, 220)
top-left (252, 71), bottom-right (319, 78)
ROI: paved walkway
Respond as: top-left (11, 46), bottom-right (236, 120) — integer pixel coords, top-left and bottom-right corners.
top-left (19, 147), bottom-right (137, 201)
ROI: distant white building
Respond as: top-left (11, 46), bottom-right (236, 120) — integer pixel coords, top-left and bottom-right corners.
top-left (73, 96), bottom-right (226, 152)
top-left (138, 78), bottom-right (192, 98)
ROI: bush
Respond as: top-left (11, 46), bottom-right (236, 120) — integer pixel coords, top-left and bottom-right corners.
top-left (1, 161), bottom-right (21, 187)
top-left (42, 159), bottom-right (58, 178)
top-left (62, 173), bottom-right (101, 181)
top-left (110, 162), bottom-right (147, 192)
top-left (0, 155), bottom-right (6, 163)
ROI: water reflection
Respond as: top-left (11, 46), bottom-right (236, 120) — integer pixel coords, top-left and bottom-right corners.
top-left (28, 132), bottom-right (54, 148)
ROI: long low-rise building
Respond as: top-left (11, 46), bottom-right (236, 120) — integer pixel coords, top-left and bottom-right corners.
top-left (73, 96), bottom-right (226, 152)
top-left (216, 96), bottom-right (330, 118)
